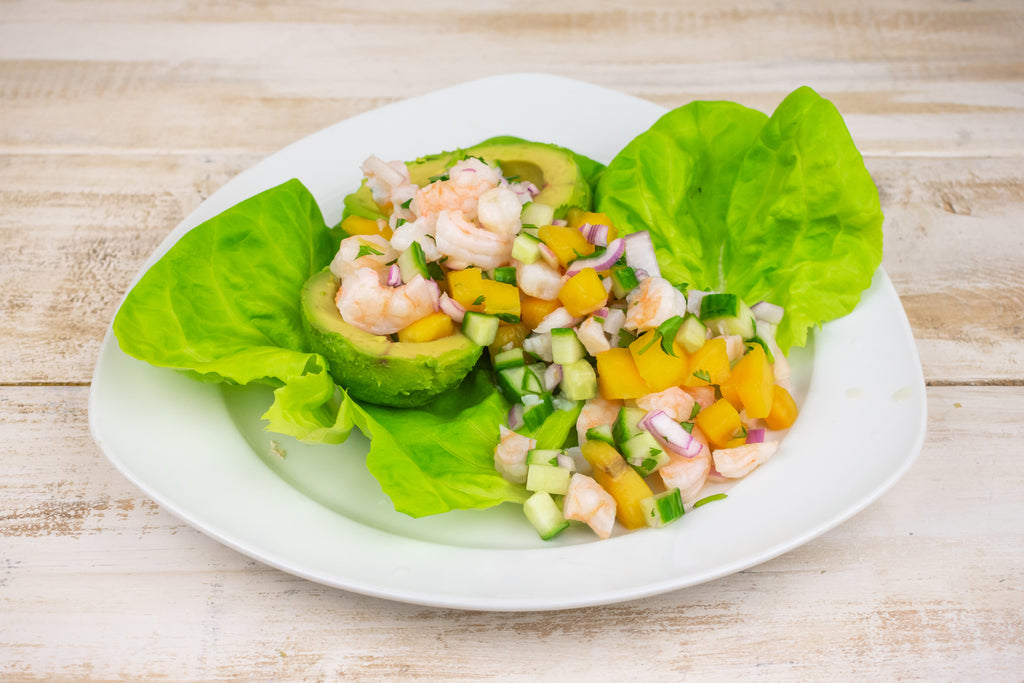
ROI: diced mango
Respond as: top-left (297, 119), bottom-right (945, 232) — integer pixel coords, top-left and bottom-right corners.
top-left (765, 385), bottom-right (799, 430)
top-left (628, 331), bottom-right (690, 392)
top-left (488, 322), bottom-right (528, 359)
top-left (684, 337), bottom-right (731, 387)
top-left (596, 348), bottom-right (650, 400)
top-left (447, 268), bottom-right (521, 321)
top-left (520, 293), bottom-right (562, 330)
top-left (719, 381), bottom-right (743, 411)
top-left (695, 398), bottom-right (743, 450)
top-left (729, 344), bottom-right (774, 419)
top-left (340, 214), bottom-right (393, 240)
top-left (580, 440), bottom-right (653, 530)
top-left (538, 224), bottom-right (594, 267)
top-left (397, 312), bottom-right (455, 343)
top-left (559, 267), bottom-right (608, 317)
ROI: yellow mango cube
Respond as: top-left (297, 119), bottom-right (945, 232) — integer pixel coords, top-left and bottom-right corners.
top-left (684, 337), bottom-right (731, 387)
top-left (596, 348), bottom-right (650, 400)
top-left (538, 224), bottom-right (594, 267)
top-left (628, 331), bottom-right (690, 392)
top-left (694, 398), bottom-right (742, 450)
top-left (558, 268), bottom-right (608, 317)
top-left (397, 312), bottom-right (456, 343)
top-left (580, 440), bottom-right (653, 530)
top-left (340, 214), bottom-right (393, 240)
top-left (729, 344), bottom-right (775, 419)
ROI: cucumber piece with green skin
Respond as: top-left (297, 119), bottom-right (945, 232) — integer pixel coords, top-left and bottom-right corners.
top-left (619, 430), bottom-right (670, 476)
top-left (521, 393), bottom-right (554, 430)
top-left (396, 240), bottom-right (429, 281)
top-left (493, 266), bottom-right (517, 285)
top-left (462, 311), bottom-right (500, 346)
top-left (301, 269), bottom-right (481, 407)
top-left (699, 293), bottom-right (755, 340)
top-left (523, 491), bottom-right (571, 540)
top-left (550, 328), bottom-right (586, 365)
top-left (521, 202), bottom-right (555, 228)
top-left (585, 423), bottom-right (615, 446)
top-left (526, 449), bottom-right (562, 466)
top-left (609, 265), bottom-right (640, 298)
top-left (511, 232), bottom-right (542, 264)
top-left (496, 366), bottom-right (528, 403)
top-left (493, 347), bottom-right (526, 371)
top-left (561, 359), bottom-right (597, 401)
top-left (612, 406), bottom-right (647, 445)
top-left (523, 363), bottom-right (547, 394)
top-left (675, 313), bottom-right (708, 354)
top-left (641, 489), bottom-right (685, 528)
top-left (526, 463), bottom-right (571, 496)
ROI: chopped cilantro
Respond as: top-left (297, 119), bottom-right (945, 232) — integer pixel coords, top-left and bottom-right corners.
top-left (656, 315), bottom-right (685, 356)
top-left (472, 295), bottom-right (486, 306)
top-left (693, 368), bottom-right (712, 383)
top-left (693, 493), bottom-right (728, 508)
top-left (356, 244), bottom-right (384, 259)
top-left (401, 198), bottom-right (413, 209)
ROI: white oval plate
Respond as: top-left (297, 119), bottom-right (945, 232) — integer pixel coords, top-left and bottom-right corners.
top-left (89, 74), bottom-right (927, 611)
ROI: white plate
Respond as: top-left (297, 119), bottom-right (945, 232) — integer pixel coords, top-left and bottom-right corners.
top-left (89, 74), bottom-right (927, 611)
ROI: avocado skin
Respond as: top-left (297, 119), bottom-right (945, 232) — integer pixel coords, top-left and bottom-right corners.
top-left (301, 270), bottom-right (483, 407)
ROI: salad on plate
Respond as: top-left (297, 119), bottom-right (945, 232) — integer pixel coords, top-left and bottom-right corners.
top-left (112, 85), bottom-right (883, 541)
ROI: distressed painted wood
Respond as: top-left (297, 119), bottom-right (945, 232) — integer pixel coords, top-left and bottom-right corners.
top-left (1, 0), bottom-right (1022, 679)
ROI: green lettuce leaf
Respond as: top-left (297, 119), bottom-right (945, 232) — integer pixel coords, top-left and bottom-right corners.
top-left (596, 86), bottom-right (883, 352)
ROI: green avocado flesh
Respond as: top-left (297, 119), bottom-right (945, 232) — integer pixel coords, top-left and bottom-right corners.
top-left (301, 269), bottom-right (483, 407)
top-left (343, 139), bottom-right (592, 222)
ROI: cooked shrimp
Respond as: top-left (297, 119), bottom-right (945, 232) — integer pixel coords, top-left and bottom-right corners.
top-left (636, 387), bottom-right (696, 422)
top-left (576, 396), bottom-right (623, 438)
top-left (476, 186), bottom-right (523, 237)
top-left (563, 473), bottom-right (617, 539)
top-left (389, 216), bottom-right (442, 261)
top-left (576, 316), bottom-right (611, 356)
top-left (434, 210), bottom-right (513, 270)
top-left (721, 334), bottom-right (745, 362)
top-left (659, 450), bottom-right (711, 503)
top-left (330, 235), bottom-right (398, 281)
top-left (335, 267), bottom-right (439, 336)
top-left (516, 259), bottom-right (563, 301)
top-left (681, 385), bottom-right (716, 410)
top-left (712, 440), bottom-right (779, 479)
top-left (413, 157), bottom-right (501, 221)
top-left (624, 276), bottom-right (687, 332)
top-left (494, 425), bottom-right (536, 484)
top-left (362, 155), bottom-right (416, 211)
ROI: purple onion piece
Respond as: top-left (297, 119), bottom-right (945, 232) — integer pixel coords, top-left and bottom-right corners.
top-left (640, 410), bottom-right (704, 458)
top-left (538, 243), bottom-right (560, 270)
top-left (439, 293), bottom-right (465, 323)
top-left (543, 364), bottom-right (563, 392)
top-left (751, 301), bottom-right (785, 325)
top-left (623, 231), bottom-right (661, 279)
top-left (386, 264), bottom-right (402, 287)
top-left (746, 428), bottom-right (766, 444)
top-left (507, 404), bottom-right (525, 431)
top-left (551, 219), bottom-right (568, 226)
top-left (565, 238), bottom-right (625, 277)
top-left (556, 453), bottom-right (575, 471)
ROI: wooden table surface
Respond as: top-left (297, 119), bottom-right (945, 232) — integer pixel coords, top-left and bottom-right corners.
top-left (3, 1), bottom-right (1023, 679)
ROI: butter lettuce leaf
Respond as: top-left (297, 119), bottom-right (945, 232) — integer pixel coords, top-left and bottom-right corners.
top-left (596, 86), bottom-right (883, 352)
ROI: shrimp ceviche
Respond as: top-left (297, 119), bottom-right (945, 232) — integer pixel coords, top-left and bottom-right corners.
top-left (329, 153), bottom-right (800, 541)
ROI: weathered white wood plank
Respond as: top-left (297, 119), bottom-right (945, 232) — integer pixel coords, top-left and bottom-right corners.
top-left (1, 385), bottom-right (1022, 679)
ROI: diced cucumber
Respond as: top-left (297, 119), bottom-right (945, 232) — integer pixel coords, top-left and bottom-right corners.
top-left (675, 313), bottom-right (708, 354)
top-left (396, 240), bottom-right (429, 282)
top-left (699, 293), bottom-right (755, 339)
top-left (522, 393), bottom-right (554, 430)
top-left (550, 327), bottom-right (586, 365)
top-left (523, 490), bottom-right (570, 540)
top-left (641, 489), bottom-right (685, 528)
top-left (612, 406), bottom-right (646, 445)
top-left (523, 363), bottom-right (547, 394)
top-left (561, 359), bottom-right (597, 401)
top-left (609, 265), bottom-right (640, 298)
top-left (526, 463), bottom-right (571, 496)
top-left (585, 423), bottom-right (615, 446)
top-left (495, 366), bottom-right (528, 403)
top-left (493, 266), bottom-right (517, 285)
top-left (493, 347), bottom-right (526, 371)
top-left (526, 449), bottom-right (562, 466)
top-left (620, 430), bottom-right (669, 476)
top-left (521, 202), bottom-right (555, 228)
top-left (511, 232), bottom-right (542, 264)
top-left (462, 311), bottom-right (500, 346)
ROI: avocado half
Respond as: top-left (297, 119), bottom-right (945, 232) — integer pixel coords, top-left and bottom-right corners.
top-left (343, 138), bottom-right (593, 221)
top-left (301, 269), bottom-right (483, 407)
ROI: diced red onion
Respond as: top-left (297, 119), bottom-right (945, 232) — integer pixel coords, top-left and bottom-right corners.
top-left (751, 301), bottom-right (785, 325)
top-left (594, 307), bottom-right (610, 318)
top-left (439, 293), bottom-right (465, 322)
top-left (565, 238), bottom-right (625, 277)
top-left (602, 308), bottom-right (625, 337)
top-left (580, 222), bottom-right (610, 247)
top-left (746, 428), bottom-right (766, 444)
top-left (534, 307), bottom-right (578, 333)
top-left (623, 232), bottom-right (660, 279)
top-left (507, 404), bottom-right (525, 430)
top-left (386, 265), bottom-right (402, 287)
top-left (551, 219), bottom-right (568, 227)
top-left (425, 279), bottom-right (442, 311)
top-left (687, 289), bottom-right (710, 316)
top-left (640, 410), bottom-right (704, 458)
top-left (538, 243), bottom-right (560, 270)
top-left (556, 453), bottom-right (575, 471)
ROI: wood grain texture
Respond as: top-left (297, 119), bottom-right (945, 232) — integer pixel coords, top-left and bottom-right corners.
top-left (2, 385), bottom-right (1022, 680)
top-left (2, 0), bottom-right (1023, 679)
